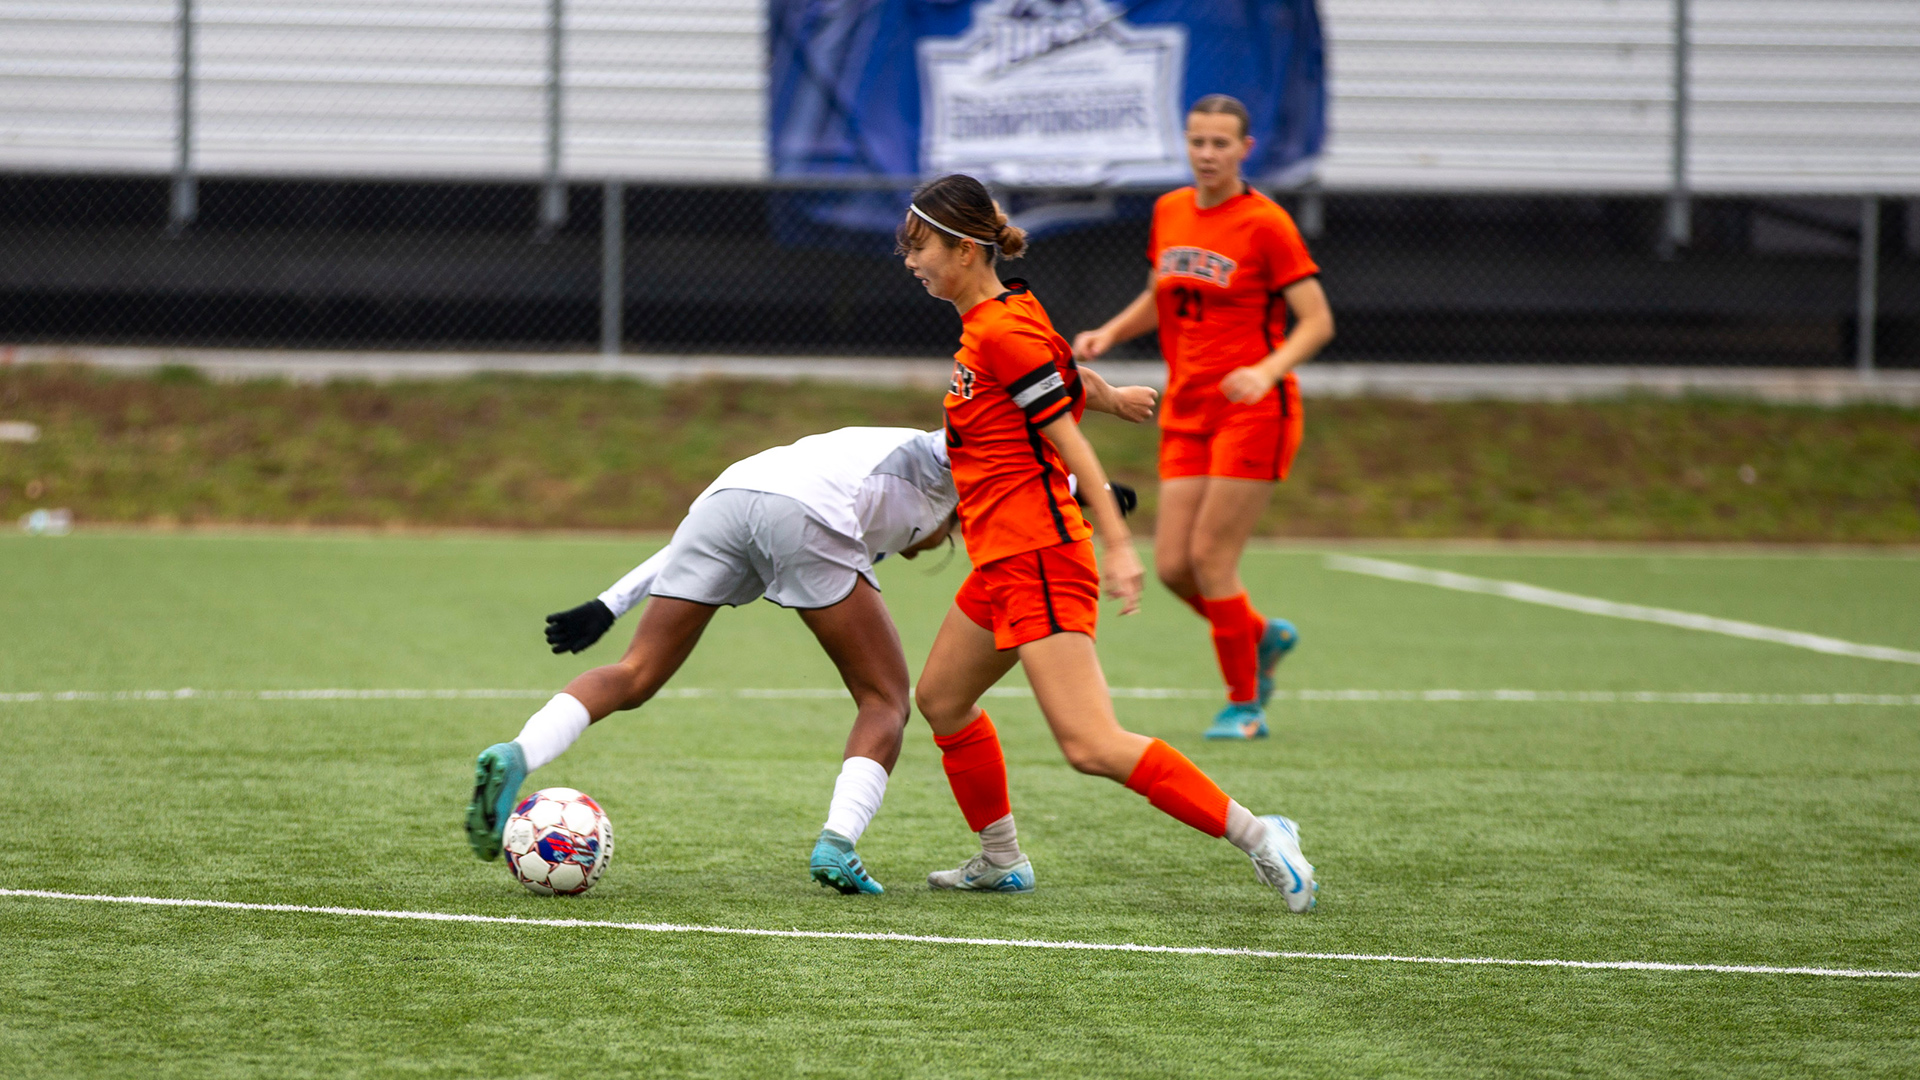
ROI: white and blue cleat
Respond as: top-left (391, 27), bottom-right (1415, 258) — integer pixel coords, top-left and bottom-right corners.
top-left (1250, 814), bottom-right (1316, 913)
top-left (927, 852), bottom-right (1035, 893)
top-left (810, 829), bottom-right (885, 894)
top-left (1205, 701), bottom-right (1269, 740)
top-left (1256, 618), bottom-right (1299, 708)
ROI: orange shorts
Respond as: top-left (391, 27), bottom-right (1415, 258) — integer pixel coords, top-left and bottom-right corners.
top-left (1158, 381), bottom-right (1303, 481)
top-left (955, 540), bottom-right (1100, 651)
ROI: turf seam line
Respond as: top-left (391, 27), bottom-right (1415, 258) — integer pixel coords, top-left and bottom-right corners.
top-left (2, 688), bottom-right (1918, 705)
top-left (1326, 555), bottom-right (1920, 666)
top-left (4, 889), bottom-right (1914, 980)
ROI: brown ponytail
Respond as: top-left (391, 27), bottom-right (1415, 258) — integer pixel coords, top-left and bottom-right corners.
top-left (992, 207), bottom-right (1028, 260)
top-left (895, 173), bottom-right (1027, 263)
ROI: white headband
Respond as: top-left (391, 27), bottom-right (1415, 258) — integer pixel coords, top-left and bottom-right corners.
top-left (909, 203), bottom-right (997, 248)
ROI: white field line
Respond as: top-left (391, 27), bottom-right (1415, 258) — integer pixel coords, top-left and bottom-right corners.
top-left (1, 687), bottom-right (1917, 706)
top-left (2, 889), bottom-right (1913, 981)
top-left (1326, 555), bottom-right (1920, 666)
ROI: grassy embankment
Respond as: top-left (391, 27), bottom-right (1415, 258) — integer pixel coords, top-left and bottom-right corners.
top-left (1, 364), bottom-right (1915, 541)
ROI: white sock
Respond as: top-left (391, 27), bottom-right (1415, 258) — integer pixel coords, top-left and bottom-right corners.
top-left (821, 756), bottom-right (889, 844)
top-left (513, 693), bottom-right (592, 772)
top-left (978, 813), bottom-right (1022, 866)
top-left (1224, 800), bottom-right (1268, 854)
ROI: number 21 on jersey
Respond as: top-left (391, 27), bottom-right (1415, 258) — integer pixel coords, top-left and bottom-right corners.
top-left (1171, 284), bottom-right (1205, 322)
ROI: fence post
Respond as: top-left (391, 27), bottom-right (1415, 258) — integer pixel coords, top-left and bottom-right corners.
top-left (537, 0), bottom-right (567, 236)
top-left (168, 0), bottom-right (197, 234)
top-left (1661, 0), bottom-right (1690, 256)
top-left (1298, 180), bottom-right (1325, 240)
top-left (602, 180), bottom-right (625, 358)
top-left (1857, 196), bottom-right (1880, 378)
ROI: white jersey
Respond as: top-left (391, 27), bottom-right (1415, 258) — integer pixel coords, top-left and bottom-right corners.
top-left (597, 427), bottom-right (956, 617)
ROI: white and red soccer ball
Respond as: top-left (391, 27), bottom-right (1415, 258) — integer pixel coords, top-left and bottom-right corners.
top-left (501, 787), bottom-right (613, 896)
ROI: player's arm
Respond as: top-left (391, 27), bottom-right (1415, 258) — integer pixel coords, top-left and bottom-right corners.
top-left (1072, 269), bottom-right (1158, 362)
top-left (1078, 365), bottom-right (1158, 423)
top-left (1221, 276), bottom-right (1334, 404)
top-left (543, 544), bottom-right (672, 654)
top-left (1036, 413), bottom-right (1145, 615)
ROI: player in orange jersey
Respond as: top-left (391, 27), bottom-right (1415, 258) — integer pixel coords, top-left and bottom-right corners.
top-left (1074, 94), bottom-right (1336, 741)
top-left (898, 173), bottom-right (1316, 910)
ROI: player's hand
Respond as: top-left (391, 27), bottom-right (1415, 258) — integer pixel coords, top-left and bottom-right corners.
top-left (1072, 329), bottom-right (1111, 362)
top-left (1109, 384), bottom-right (1158, 423)
top-left (1101, 542), bottom-right (1145, 616)
top-left (1220, 364), bottom-right (1279, 404)
top-left (545, 599), bottom-right (615, 654)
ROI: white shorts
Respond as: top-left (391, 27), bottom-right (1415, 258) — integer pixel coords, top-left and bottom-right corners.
top-left (649, 489), bottom-right (877, 610)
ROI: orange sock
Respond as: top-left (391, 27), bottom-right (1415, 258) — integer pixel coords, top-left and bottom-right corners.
top-left (1123, 738), bottom-right (1230, 837)
top-left (1177, 592), bottom-right (1209, 619)
top-left (933, 712), bottom-right (1012, 832)
top-left (1201, 593), bottom-right (1265, 704)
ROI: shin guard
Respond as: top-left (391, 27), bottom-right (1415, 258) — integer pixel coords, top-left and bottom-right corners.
top-left (933, 712), bottom-right (1013, 832)
top-left (1123, 738), bottom-right (1230, 837)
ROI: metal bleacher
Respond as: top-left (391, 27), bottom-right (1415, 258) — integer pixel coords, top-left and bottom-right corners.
top-left (0, 1), bottom-right (1915, 367)
top-left (6, 0), bottom-right (1915, 192)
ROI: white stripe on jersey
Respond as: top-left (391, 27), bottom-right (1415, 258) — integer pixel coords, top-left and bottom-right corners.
top-left (1010, 371), bottom-right (1065, 409)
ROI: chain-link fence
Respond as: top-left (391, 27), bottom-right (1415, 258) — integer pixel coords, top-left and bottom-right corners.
top-left (3, 175), bottom-right (1913, 367)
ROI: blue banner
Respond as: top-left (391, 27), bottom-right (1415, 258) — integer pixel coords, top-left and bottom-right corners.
top-left (770, 0), bottom-right (1325, 186)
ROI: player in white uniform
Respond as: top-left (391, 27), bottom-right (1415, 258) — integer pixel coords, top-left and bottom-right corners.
top-left (466, 376), bottom-right (1155, 895)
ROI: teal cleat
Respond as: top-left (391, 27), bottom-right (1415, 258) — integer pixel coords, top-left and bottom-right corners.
top-left (1256, 618), bottom-right (1299, 708)
top-left (1205, 701), bottom-right (1269, 740)
top-left (810, 829), bottom-right (885, 894)
top-left (465, 741), bottom-right (527, 860)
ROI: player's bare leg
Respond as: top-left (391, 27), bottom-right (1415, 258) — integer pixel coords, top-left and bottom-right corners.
top-left (1015, 632), bottom-right (1150, 780)
top-left (798, 578), bottom-right (912, 769)
top-left (1153, 476), bottom-right (1210, 605)
top-left (916, 606), bottom-right (1028, 890)
top-left (796, 577), bottom-right (913, 893)
top-left (917, 604), bottom-right (1020, 739)
top-left (1160, 476), bottom-right (1297, 736)
top-left (1186, 477), bottom-right (1272, 600)
top-left (563, 596), bottom-right (719, 717)
top-left (467, 597), bottom-right (716, 859)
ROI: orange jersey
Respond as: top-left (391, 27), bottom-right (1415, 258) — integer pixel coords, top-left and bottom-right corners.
top-left (1148, 186), bottom-right (1319, 433)
top-left (944, 280), bottom-right (1091, 568)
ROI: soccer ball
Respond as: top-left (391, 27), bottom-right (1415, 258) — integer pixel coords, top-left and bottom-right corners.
top-left (501, 787), bottom-right (613, 896)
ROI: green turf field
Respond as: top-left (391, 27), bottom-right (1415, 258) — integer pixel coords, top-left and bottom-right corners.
top-left (3, 533), bottom-right (1917, 1078)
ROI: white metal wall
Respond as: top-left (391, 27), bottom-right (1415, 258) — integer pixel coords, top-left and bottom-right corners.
top-left (1317, 0), bottom-right (1678, 191)
top-left (0, 0), bottom-right (1913, 191)
top-left (1317, 0), bottom-right (1920, 193)
top-left (194, 2), bottom-right (550, 178)
top-left (0, 0), bottom-right (764, 181)
top-left (565, 0), bottom-right (763, 180)
top-left (1689, 0), bottom-right (1920, 195)
top-left (0, 2), bottom-right (179, 173)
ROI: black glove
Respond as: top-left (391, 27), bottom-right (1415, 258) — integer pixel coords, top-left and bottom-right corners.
top-left (545, 599), bottom-right (615, 655)
top-left (1076, 481), bottom-right (1138, 518)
